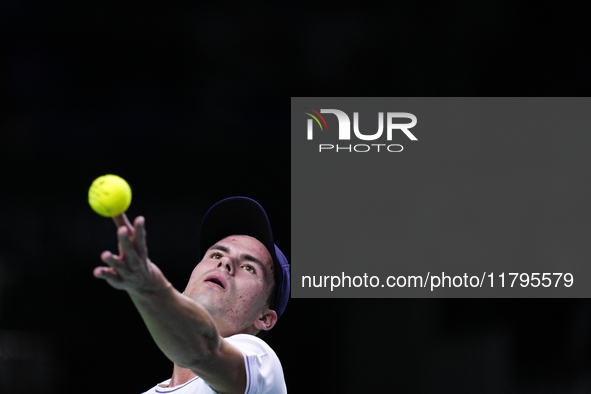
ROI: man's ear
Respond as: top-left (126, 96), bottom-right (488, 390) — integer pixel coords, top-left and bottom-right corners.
top-left (254, 309), bottom-right (278, 332)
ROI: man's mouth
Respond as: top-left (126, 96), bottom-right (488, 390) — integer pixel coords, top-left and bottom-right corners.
top-left (204, 274), bottom-right (227, 290)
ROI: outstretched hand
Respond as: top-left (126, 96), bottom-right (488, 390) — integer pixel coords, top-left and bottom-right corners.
top-left (94, 214), bottom-right (170, 294)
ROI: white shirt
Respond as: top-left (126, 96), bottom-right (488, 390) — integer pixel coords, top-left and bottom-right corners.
top-left (140, 334), bottom-right (287, 394)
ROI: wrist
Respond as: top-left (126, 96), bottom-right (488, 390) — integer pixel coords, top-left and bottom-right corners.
top-left (129, 278), bottom-right (174, 299)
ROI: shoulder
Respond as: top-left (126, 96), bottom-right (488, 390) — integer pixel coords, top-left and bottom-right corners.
top-left (225, 334), bottom-right (287, 394)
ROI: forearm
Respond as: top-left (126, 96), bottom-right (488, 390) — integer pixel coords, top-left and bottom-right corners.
top-left (128, 284), bottom-right (221, 369)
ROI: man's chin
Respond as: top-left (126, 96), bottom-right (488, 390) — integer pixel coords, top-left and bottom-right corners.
top-left (190, 292), bottom-right (225, 317)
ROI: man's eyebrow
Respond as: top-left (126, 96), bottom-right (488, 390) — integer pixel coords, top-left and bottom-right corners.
top-left (209, 245), bottom-right (230, 253)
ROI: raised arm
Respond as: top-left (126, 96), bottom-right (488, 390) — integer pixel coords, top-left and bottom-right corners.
top-left (93, 215), bottom-right (246, 394)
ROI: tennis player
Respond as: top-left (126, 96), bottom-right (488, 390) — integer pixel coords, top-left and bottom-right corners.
top-left (93, 197), bottom-right (290, 393)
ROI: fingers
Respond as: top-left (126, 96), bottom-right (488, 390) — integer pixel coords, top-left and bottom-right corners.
top-left (134, 216), bottom-right (148, 262)
top-left (100, 250), bottom-right (132, 275)
top-left (94, 250), bottom-right (133, 290)
top-left (93, 266), bottom-right (123, 282)
top-left (117, 226), bottom-right (142, 270)
top-left (112, 213), bottom-right (134, 237)
top-left (95, 215), bottom-right (151, 290)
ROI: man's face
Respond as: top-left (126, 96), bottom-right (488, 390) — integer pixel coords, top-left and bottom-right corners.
top-left (183, 235), bottom-right (275, 336)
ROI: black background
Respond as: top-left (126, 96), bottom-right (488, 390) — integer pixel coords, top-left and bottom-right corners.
top-left (1, 2), bottom-right (591, 393)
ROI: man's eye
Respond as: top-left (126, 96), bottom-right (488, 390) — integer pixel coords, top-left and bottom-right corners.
top-left (242, 265), bottom-right (255, 274)
top-left (211, 252), bottom-right (223, 259)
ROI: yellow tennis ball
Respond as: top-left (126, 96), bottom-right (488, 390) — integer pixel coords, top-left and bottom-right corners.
top-left (88, 174), bottom-right (132, 217)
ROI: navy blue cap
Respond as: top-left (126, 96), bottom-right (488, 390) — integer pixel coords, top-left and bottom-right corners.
top-left (198, 197), bottom-right (290, 333)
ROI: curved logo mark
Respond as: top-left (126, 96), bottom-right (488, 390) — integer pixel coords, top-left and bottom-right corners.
top-left (303, 107), bottom-right (329, 131)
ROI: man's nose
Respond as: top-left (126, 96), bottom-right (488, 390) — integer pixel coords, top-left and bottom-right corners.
top-left (217, 260), bottom-right (233, 274)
